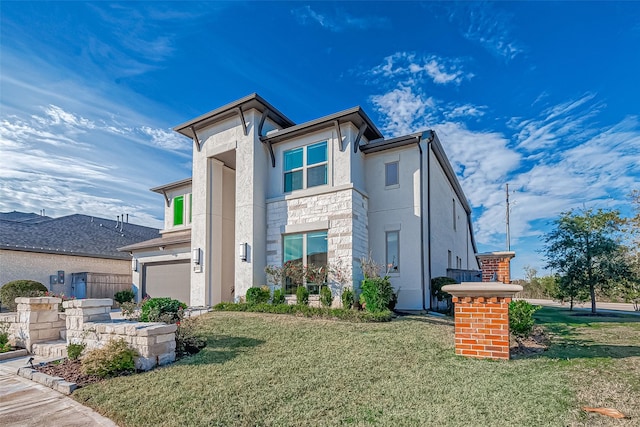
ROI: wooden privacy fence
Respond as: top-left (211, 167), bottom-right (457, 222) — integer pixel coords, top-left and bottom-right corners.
top-left (71, 272), bottom-right (132, 306)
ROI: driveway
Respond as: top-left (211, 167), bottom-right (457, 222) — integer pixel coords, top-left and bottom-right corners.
top-left (525, 298), bottom-right (640, 316)
top-left (0, 356), bottom-right (116, 427)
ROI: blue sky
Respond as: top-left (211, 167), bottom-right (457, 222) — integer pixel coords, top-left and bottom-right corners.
top-left (1, 2), bottom-right (639, 278)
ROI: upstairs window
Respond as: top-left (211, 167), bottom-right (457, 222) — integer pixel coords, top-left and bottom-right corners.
top-left (284, 141), bottom-right (327, 192)
top-left (173, 196), bottom-right (184, 226)
top-left (385, 161), bottom-right (399, 187)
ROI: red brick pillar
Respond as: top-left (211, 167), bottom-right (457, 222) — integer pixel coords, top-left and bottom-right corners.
top-left (442, 283), bottom-right (522, 360)
top-left (476, 251), bottom-right (515, 283)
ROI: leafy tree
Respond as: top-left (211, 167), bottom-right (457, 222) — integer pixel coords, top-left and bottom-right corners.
top-left (544, 208), bottom-right (629, 314)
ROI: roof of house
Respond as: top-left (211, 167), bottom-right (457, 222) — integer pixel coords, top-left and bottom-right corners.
top-left (0, 212), bottom-right (159, 260)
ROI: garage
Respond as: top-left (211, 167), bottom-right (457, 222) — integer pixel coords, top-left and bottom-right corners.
top-left (142, 260), bottom-right (191, 306)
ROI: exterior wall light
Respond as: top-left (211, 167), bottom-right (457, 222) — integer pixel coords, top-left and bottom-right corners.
top-left (131, 258), bottom-right (138, 272)
top-left (192, 248), bottom-right (201, 265)
top-left (238, 243), bottom-right (247, 262)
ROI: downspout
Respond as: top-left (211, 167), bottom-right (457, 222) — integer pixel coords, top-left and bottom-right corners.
top-left (418, 130), bottom-right (435, 311)
top-left (420, 130), bottom-right (434, 310)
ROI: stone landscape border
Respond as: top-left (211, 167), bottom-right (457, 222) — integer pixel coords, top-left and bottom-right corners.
top-left (16, 364), bottom-right (77, 395)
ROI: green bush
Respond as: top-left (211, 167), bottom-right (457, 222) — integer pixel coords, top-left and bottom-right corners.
top-left (360, 277), bottom-right (395, 313)
top-left (341, 288), bottom-right (354, 309)
top-left (67, 342), bottom-right (86, 360)
top-left (81, 339), bottom-right (137, 378)
top-left (0, 280), bottom-right (48, 311)
top-left (246, 286), bottom-right (270, 305)
top-left (114, 289), bottom-right (135, 305)
top-left (271, 288), bottom-right (286, 305)
top-left (320, 286), bottom-right (332, 307)
top-left (509, 300), bottom-right (541, 338)
top-left (139, 297), bottom-right (186, 323)
top-left (213, 302), bottom-right (393, 322)
top-left (431, 277), bottom-right (457, 314)
top-left (296, 286), bottom-right (309, 306)
top-left (0, 321), bottom-right (10, 353)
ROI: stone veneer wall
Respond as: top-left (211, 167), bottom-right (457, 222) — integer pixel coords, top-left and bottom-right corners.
top-left (64, 299), bottom-right (176, 370)
top-left (265, 187), bottom-right (369, 301)
top-left (8, 297), bottom-right (66, 351)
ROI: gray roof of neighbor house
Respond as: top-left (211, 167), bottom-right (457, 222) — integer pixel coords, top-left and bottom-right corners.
top-left (0, 211), bottom-right (160, 260)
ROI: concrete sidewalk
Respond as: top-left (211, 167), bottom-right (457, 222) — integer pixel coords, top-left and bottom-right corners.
top-left (0, 355), bottom-right (117, 427)
top-left (525, 298), bottom-right (640, 316)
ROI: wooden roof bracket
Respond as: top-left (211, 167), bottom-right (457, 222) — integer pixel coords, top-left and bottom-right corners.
top-left (190, 125), bottom-right (202, 152)
top-left (354, 123), bottom-right (368, 153)
top-left (334, 120), bottom-right (344, 151)
top-left (161, 190), bottom-right (170, 207)
top-left (258, 109), bottom-right (276, 167)
top-left (236, 107), bottom-right (248, 136)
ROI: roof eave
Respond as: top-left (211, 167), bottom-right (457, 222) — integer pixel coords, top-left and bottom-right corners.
top-left (150, 177), bottom-right (193, 194)
top-left (173, 93), bottom-right (295, 138)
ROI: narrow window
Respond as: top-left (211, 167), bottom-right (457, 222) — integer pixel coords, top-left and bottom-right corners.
top-left (452, 199), bottom-right (457, 231)
top-left (189, 193), bottom-right (193, 224)
top-left (448, 250), bottom-right (452, 268)
top-left (385, 231), bottom-right (400, 272)
top-left (385, 161), bottom-right (399, 187)
top-left (173, 196), bottom-right (184, 226)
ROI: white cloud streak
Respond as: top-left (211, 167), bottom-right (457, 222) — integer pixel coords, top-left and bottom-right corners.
top-left (292, 5), bottom-right (389, 32)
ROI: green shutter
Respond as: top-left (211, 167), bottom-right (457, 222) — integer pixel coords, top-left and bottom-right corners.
top-left (173, 196), bottom-right (184, 226)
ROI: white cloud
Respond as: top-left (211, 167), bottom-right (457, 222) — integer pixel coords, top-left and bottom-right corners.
top-left (370, 86), bottom-right (435, 136)
top-left (140, 126), bottom-right (189, 151)
top-left (292, 5), bottom-right (389, 32)
top-left (370, 52), bottom-right (472, 86)
top-left (445, 104), bottom-right (486, 119)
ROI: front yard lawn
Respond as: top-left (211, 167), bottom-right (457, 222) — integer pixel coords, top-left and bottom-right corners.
top-left (72, 308), bottom-right (640, 426)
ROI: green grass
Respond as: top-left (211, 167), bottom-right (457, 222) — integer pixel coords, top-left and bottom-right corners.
top-left (72, 309), bottom-right (640, 427)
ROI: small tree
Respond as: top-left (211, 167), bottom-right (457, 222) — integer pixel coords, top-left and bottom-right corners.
top-left (544, 208), bottom-right (629, 314)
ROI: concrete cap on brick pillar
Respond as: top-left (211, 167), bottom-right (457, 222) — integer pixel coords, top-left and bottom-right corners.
top-left (442, 282), bottom-right (523, 298)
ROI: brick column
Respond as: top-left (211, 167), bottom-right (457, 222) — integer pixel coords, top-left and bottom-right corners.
top-left (476, 251), bottom-right (515, 283)
top-left (14, 297), bottom-right (65, 351)
top-left (442, 282), bottom-right (522, 360)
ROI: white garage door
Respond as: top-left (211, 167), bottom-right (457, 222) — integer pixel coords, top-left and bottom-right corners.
top-left (143, 260), bottom-right (190, 306)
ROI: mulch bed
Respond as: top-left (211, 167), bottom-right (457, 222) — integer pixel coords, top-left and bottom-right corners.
top-left (35, 359), bottom-right (103, 388)
top-left (510, 326), bottom-right (550, 357)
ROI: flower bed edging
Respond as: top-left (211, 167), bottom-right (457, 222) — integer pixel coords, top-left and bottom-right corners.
top-left (17, 365), bottom-right (77, 395)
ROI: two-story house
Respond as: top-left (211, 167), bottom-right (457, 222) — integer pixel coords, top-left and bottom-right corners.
top-left (120, 94), bottom-right (480, 310)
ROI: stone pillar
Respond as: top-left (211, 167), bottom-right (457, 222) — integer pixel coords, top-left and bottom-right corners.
top-left (476, 251), bottom-right (515, 283)
top-left (63, 298), bottom-right (112, 344)
top-left (442, 282), bottom-right (522, 360)
top-left (14, 297), bottom-right (65, 351)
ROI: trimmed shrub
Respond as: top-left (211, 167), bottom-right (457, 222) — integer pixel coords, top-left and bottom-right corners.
top-left (67, 342), bottom-right (86, 360)
top-left (114, 289), bottom-right (135, 305)
top-left (296, 286), bottom-right (309, 306)
top-left (139, 297), bottom-right (186, 323)
top-left (81, 339), bottom-right (137, 378)
top-left (0, 280), bottom-right (48, 311)
top-left (509, 300), bottom-right (541, 338)
top-left (0, 321), bottom-right (10, 353)
top-left (320, 286), bottom-right (332, 307)
top-left (431, 276), bottom-right (457, 314)
top-left (246, 286), bottom-right (270, 305)
top-left (341, 288), bottom-right (354, 309)
top-left (272, 288), bottom-right (286, 305)
top-left (360, 277), bottom-right (395, 313)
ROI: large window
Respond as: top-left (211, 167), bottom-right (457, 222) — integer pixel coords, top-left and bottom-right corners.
top-left (385, 231), bottom-right (399, 273)
top-left (284, 141), bottom-right (328, 192)
top-left (283, 230), bottom-right (328, 294)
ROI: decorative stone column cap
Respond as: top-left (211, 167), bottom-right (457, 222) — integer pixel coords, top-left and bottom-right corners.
top-left (63, 298), bottom-right (113, 309)
top-left (442, 282), bottom-right (522, 298)
top-left (475, 251), bottom-right (516, 260)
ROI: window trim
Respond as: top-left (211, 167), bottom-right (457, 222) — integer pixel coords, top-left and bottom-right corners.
top-left (283, 141), bottom-right (329, 193)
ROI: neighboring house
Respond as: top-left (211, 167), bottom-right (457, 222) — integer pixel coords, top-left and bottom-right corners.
top-left (121, 94), bottom-right (480, 310)
top-left (0, 212), bottom-right (159, 298)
